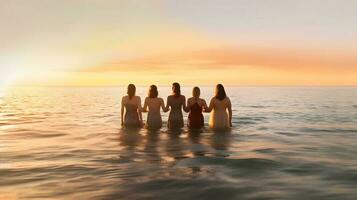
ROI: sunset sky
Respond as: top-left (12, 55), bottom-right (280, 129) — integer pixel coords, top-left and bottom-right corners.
top-left (1, 0), bottom-right (357, 86)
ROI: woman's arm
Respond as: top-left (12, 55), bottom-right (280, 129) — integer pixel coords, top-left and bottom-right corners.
top-left (227, 98), bottom-right (232, 127)
top-left (182, 96), bottom-right (189, 112)
top-left (137, 97), bottom-right (143, 123)
top-left (120, 97), bottom-right (125, 126)
top-left (164, 96), bottom-right (170, 112)
top-left (142, 98), bottom-right (148, 112)
top-left (202, 99), bottom-right (209, 111)
top-left (186, 98), bottom-right (191, 113)
top-left (204, 98), bottom-right (214, 112)
top-left (162, 98), bottom-right (169, 112)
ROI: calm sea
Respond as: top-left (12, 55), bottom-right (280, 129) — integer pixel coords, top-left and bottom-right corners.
top-left (1, 86), bottom-right (357, 200)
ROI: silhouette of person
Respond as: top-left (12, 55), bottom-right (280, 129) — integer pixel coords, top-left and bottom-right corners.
top-left (166, 82), bottom-right (188, 129)
top-left (121, 84), bottom-right (143, 128)
top-left (206, 84), bottom-right (232, 130)
top-left (187, 87), bottom-right (208, 129)
top-left (142, 85), bottom-right (168, 130)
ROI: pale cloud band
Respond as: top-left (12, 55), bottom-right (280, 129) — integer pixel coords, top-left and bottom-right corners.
top-left (1, 0), bottom-right (357, 86)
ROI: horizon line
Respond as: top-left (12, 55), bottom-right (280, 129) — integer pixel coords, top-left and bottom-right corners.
top-left (8, 84), bottom-right (357, 88)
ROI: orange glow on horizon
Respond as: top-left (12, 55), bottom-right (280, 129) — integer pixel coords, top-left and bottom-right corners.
top-left (2, 1), bottom-right (357, 87)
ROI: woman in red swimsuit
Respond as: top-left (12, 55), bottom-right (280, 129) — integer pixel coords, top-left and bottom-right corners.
top-left (187, 87), bottom-right (209, 129)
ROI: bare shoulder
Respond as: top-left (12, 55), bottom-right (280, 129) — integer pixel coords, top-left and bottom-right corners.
top-left (167, 96), bottom-right (174, 103)
top-left (199, 98), bottom-right (207, 103)
top-left (122, 95), bottom-right (128, 101)
top-left (224, 97), bottom-right (231, 106)
top-left (135, 96), bottom-right (141, 103)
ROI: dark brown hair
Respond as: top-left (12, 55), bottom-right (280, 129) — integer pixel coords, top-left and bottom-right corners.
top-left (215, 84), bottom-right (227, 101)
top-left (148, 85), bottom-right (158, 98)
top-left (127, 84), bottom-right (136, 99)
top-left (192, 86), bottom-right (200, 98)
top-left (172, 82), bottom-right (181, 97)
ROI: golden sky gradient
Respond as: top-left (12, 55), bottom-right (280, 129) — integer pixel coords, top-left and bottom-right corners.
top-left (1, 0), bottom-right (357, 87)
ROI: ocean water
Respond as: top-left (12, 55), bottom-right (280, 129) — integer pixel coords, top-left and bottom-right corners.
top-left (1, 86), bottom-right (357, 200)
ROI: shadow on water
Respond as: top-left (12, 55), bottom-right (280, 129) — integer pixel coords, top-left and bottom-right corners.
top-left (117, 127), bottom-right (170, 164)
top-left (188, 128), bottom-right (204, 144)
top-left (164, 128), bottom-right (188, 161)
top-left (118, 127), bottom-right (142, 148)
top-left (166, 128), bottom-right (184, 137)
top-left (141, 129), bottom-right (163, 164)
top-left (210, 129), bottom-right (233, 152)
top-left (106, 127), bottom-right (285, 200)
top-left (187, 129), bottom-right (207, 158)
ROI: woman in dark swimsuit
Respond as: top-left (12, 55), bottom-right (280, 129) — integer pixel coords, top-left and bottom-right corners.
top-left (187, 87), bottom-right (208, 129)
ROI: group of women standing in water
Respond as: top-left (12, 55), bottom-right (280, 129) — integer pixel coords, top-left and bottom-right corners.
top-left (121, 83), bottom-right (232, 130)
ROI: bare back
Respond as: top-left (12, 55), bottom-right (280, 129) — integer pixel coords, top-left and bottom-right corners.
top-left (121, 96), bottom-right (142, 128)
top-left (144, 97), bottom-right (165, 113)
top-left (211, 97), bottom-right (230, 111)
top-left (187, 97), bottom-right (208, 109)
top-left (143, 97), bottom-right (165, 129)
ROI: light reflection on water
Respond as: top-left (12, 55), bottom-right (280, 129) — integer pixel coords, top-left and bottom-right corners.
top-left (1, 86), bottom-right (357, 200)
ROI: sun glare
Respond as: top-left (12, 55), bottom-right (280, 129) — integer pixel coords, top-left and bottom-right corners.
top-left (0, 67), bottom-right (33, 91)
top-left (0, 71), bottom-right (17, 91)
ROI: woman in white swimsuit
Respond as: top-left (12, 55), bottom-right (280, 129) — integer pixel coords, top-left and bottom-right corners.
top-left (207, 84), bottom-right (232, 130)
